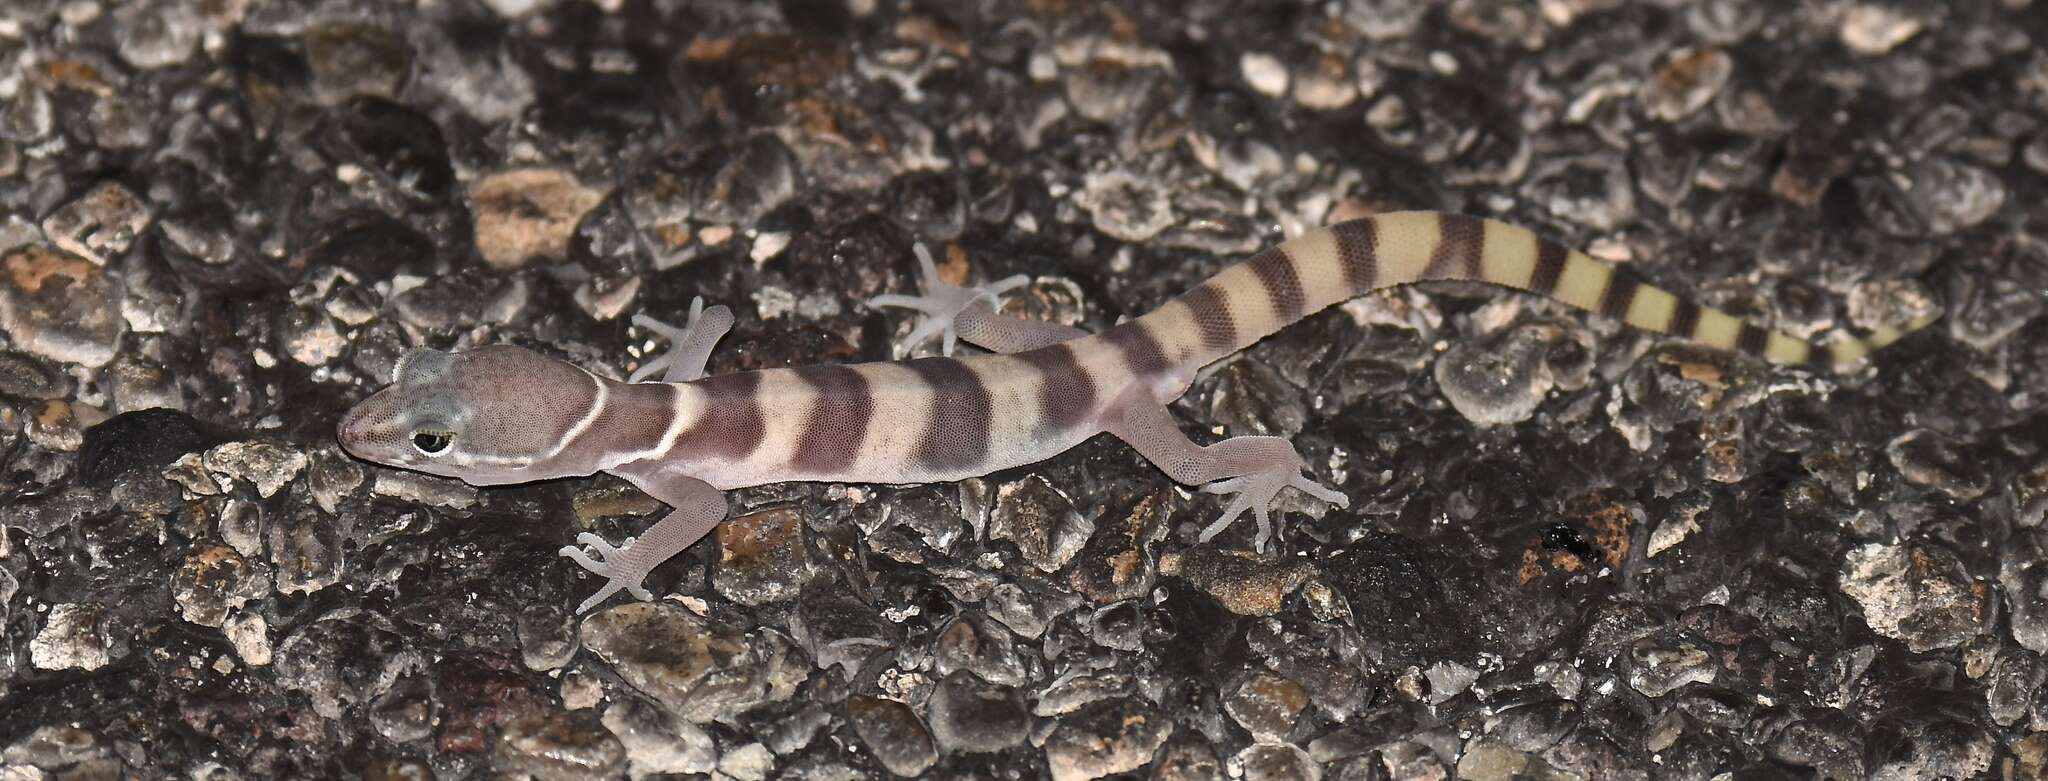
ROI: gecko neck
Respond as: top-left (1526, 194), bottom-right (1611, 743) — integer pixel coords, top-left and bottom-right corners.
top-left (537, 376), bottom-right (700, 476)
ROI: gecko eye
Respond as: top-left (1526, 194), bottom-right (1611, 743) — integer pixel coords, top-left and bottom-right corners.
top-left (412, 431), bottom-right (453, 455)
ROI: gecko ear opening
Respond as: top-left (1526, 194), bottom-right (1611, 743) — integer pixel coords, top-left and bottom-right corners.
top-left (393, 348), bottom-right (454, 386)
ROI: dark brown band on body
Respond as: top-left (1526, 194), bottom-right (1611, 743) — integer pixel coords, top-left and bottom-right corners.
top-left (1177, 283), bottom-right (1237, 354)
top-left (902, 357), bottom-right (993, 472)
top-left (789, 365), bottom-right (872, 474)
top-left (1102, 321), bottom-right (1172, 378)
top-left (673, 371), bottom-right (766, 461)
top-left (1016, 343), bottom-right (1097, 432)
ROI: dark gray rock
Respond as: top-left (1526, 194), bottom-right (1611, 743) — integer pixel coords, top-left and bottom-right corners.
top-left (515, 603), bottom-right (578, 671)
top-left (0, 1), bottom-right (2036, 777)
top-left (713, 505), bottom-right (813, 606)
top-left (273, 609), bottom-right (422, 721)
top-left (600, 696), bottom-right (716, 776)
top-left (1042, 697), bottom-right (1174, 781)
top-left (41, 182), bottom-right (151, 267)
top-left (579, 602), bottom-right (794, 723)
top-left (1839, 542), bottom-right (1988, 653)
top-left (790, 577), bottom-right (897, 675)
top-left (0, 246), bottom-right (125, 367)
top-left (1224, 671), bottom-right (1309, 742)
top-left (170, 544), bottom-right (270, 628)
top-left (0, 350), bottom-right (72, 399)
top-left (926, 671), bottom-right (1029, 755)
top-left (846, 695), bottom-right (937, 778)
top-left (491, 711), bottom-right (626, 781)
top-left (76, 408), bottom-right (227, 486)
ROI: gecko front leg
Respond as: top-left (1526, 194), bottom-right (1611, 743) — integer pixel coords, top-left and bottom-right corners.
top-left (560, 464), bottom-right (728, 613)
top-left (630, 296), bottom-right (736, 383)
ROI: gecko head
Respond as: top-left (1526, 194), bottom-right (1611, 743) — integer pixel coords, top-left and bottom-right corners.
top-left (338, 345), bottom-right (605, 485)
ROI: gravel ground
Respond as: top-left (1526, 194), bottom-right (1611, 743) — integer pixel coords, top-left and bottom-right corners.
top-left (2, 0), bottom-right (2045, 778)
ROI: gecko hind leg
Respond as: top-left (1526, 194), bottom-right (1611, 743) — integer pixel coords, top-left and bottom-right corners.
top-left (630, 296), bottom-right (735, 383)
top-left (1101, 389), bottom-right (1347, 551)
top-left (868, 243), bottom-right (1082, 356)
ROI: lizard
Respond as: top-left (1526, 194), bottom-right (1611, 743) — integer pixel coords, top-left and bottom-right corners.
top-left (336, 211), bottom-right (1934, 613)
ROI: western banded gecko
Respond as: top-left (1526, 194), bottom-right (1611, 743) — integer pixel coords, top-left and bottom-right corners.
top-left (337, 211), bottom-right (1932, 613)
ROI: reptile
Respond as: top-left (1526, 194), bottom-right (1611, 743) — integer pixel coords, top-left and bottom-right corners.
top-left (337, 211), bottom-right (1933, 613)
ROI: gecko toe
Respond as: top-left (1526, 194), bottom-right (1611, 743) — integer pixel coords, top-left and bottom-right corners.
top-left (559, 545), bottom-right (606, 574)
top-left (574, 532), bottom-right (622, 556)
top-left (1251, 505), bottom-right (1274, 552)
top-left (865, 294), bottom-right (924, 311)
top-left (899, 318), bottom-right (951, 357)
top-left (631, 314), bottom-right (686, 340)
top-left (574, 581), bottom-right (626, 614)
top-left (913, 242), bottom-right (944, 287)
top-left (1199, 491), bottom-right (1252, 541)
top-left (1200, 476), bottom-right (1247, 495)
top-left (984, 274), bottom-right (1030, 297)
top-left (627, 353), bottom-right (675, 383)
top-left (1290, 474), bottom-right (1349, 508)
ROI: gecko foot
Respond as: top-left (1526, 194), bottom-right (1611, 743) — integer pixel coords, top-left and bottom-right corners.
top-left (629, 296), bottom-right (735, 383)
top-left (866, 243), bottom-right (1028, 357)
top-left (1198, 465), bottom-right (1349, 552)
top-left (559, 532), bottom-right (659, 613)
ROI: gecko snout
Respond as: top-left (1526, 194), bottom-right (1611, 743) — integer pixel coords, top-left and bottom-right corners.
top-left (336, 405), bottom-right (372, 456)
top-left (336, 392), bottom-right (412, 463)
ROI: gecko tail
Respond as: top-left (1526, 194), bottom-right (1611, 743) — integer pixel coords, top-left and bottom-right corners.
top-left (1118, 211), bottom-right (1936, 374)
top-left (1819, 310), bottom-right (1942, 367)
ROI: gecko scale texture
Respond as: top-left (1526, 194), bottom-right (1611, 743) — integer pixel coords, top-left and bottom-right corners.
top-left (1, 1), bottom-right (2041, 779)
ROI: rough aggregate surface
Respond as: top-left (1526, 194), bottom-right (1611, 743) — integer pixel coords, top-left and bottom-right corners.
top-left (1, 0), bottom-right (2046, 778)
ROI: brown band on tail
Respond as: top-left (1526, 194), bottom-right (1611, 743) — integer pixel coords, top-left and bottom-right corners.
top-left (1530, 242), bottom-right (1569, 296)
top-left (1598, 272), bottom-right (1642, 322)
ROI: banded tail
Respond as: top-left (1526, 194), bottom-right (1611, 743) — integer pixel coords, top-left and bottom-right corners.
top-left (1117, 211), bottom-right (1934, 374)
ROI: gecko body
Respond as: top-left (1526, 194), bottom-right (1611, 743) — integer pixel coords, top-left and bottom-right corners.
top-left (338, 212), bottom-right (1932, 612)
